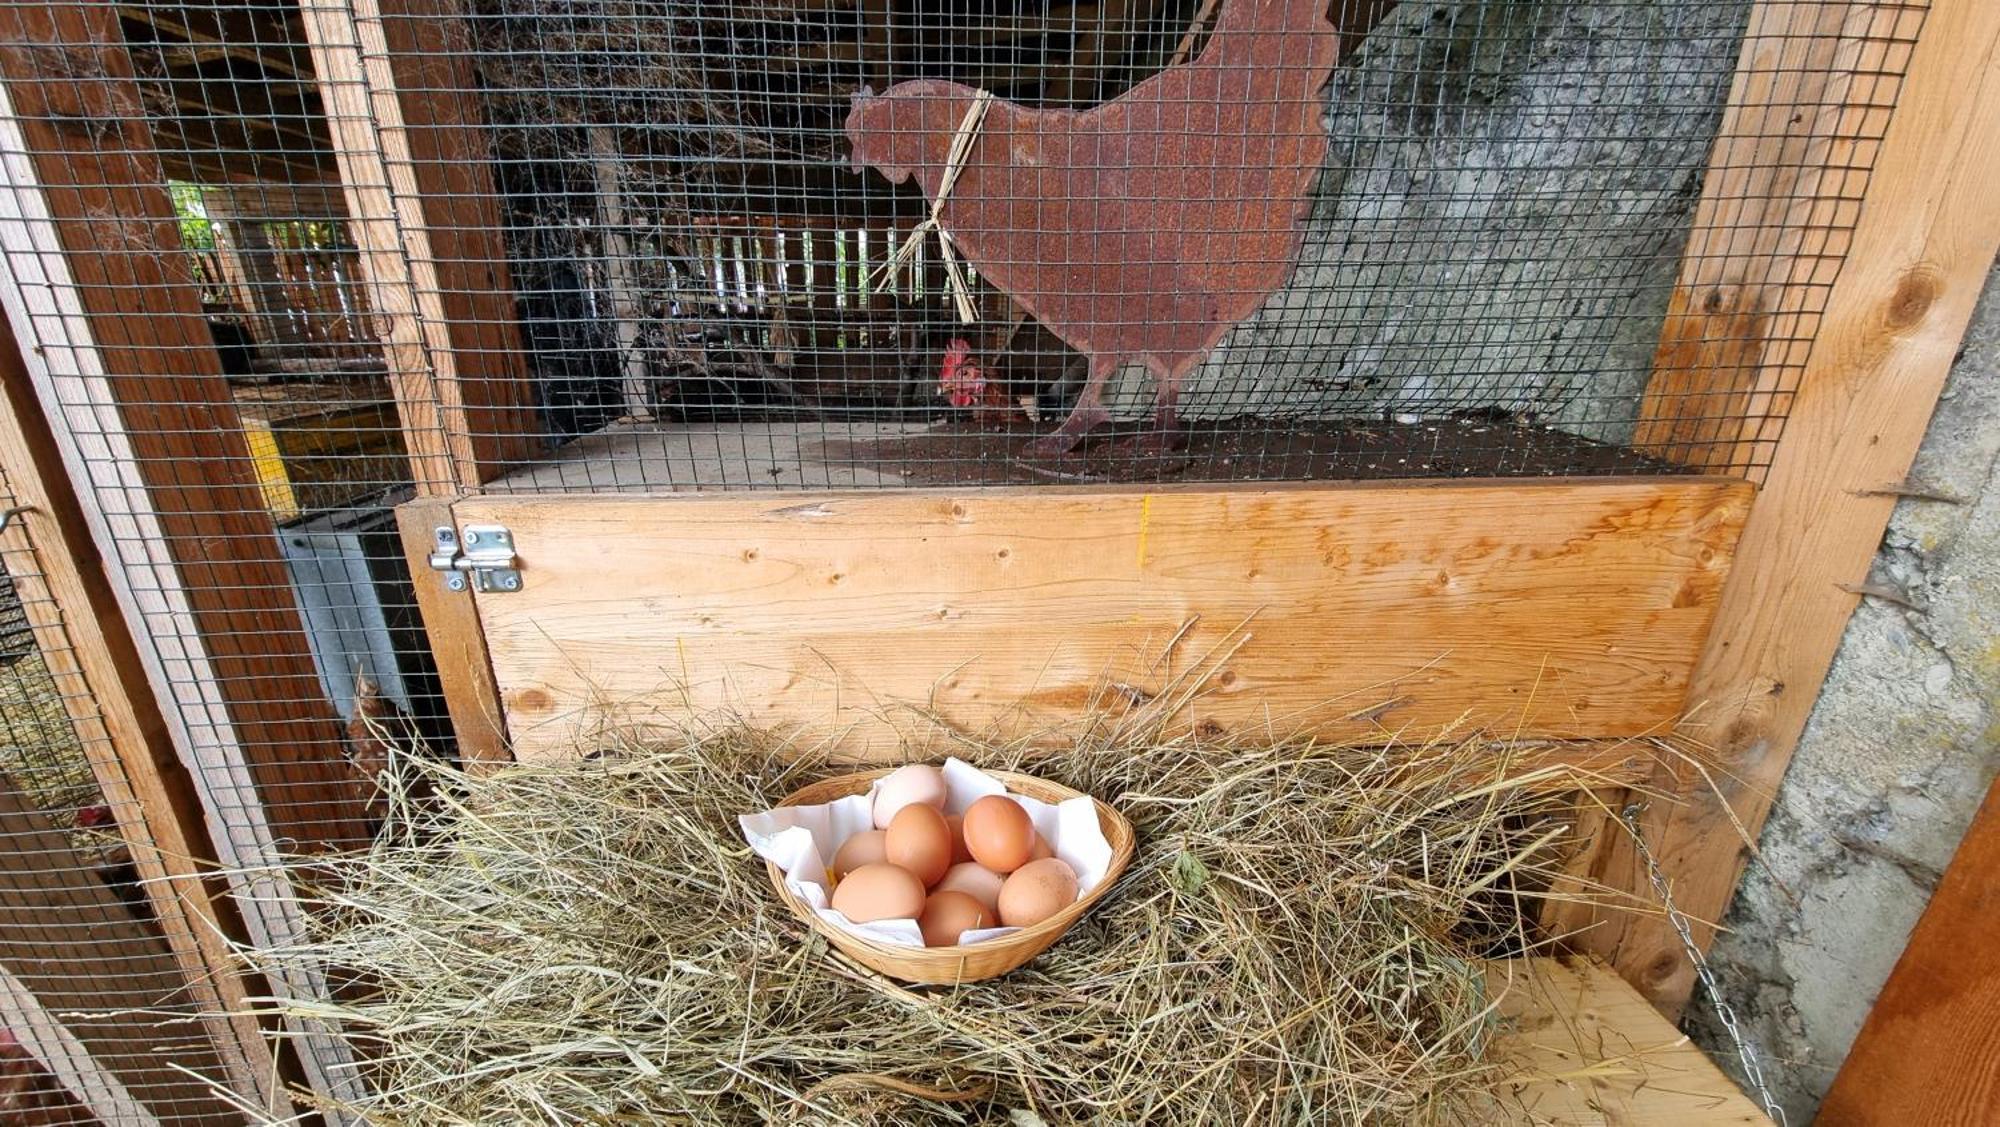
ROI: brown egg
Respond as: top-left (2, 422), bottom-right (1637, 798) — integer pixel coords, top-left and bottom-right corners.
top-left (944, 814), bottom-right (976, 864)
top-left (918, 890), bottom-right (992, 947)
top-left (1028, 832), bottom-right (1055, 862)
top-left (998, 858), bottom-right (1079, 928)
top-left (830, 830), bottom-right (887, 881)
top-left (963, 795), bottom-right (1035, 874)
top-left (829, 863), bottom-right (926, 924)
top-left (885, 804), bottom-right (953, 887)
top-left (933, 862), bottom-right (1006, 915)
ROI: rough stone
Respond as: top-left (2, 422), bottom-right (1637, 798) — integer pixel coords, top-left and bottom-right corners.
top-left (1686, 262), bottom-right (2000, 1121)
top-left (1108, 0), bottom-right (1751, 432)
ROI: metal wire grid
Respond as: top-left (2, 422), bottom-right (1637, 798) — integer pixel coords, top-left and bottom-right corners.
top-left (0, 480), bottom-right (241, 1125)
top-left (338, 0), bottom-right (1922, 492)
top-left (0, 0), bottom-right (1935, 1119)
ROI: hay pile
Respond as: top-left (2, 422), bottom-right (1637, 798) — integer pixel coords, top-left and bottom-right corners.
top-left (246, 729), bottom-right (1623, 1125)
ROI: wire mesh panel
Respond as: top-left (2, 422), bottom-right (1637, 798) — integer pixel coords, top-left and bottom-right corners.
top-left (0, 478), bottom-right (242, 1125)
top-left (342, 0), bottom-right (1921, 491)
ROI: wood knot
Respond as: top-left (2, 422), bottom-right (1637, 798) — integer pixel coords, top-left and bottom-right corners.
top-left (1886, 267), bottom-right (1940, 330)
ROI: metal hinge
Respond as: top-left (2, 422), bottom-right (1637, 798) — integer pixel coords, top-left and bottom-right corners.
top-left (427, 524), bottom-right (521, 593)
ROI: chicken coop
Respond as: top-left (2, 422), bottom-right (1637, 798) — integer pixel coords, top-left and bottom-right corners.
top-left (0, 0), bottom-right (1995, 1120)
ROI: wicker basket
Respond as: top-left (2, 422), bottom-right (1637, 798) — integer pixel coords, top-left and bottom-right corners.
top-left (765, 768), bottom-right (1136, 985)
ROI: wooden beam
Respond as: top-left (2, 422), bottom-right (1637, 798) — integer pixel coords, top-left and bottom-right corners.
top-left (0, 318), bottom-right (275, 1105)
top-left (115, 2), bottom-right (313, 79)
top-left (1633, 1), bottom-right (1919, 474)
top-left (1818, 776), bottom-right (2000, 1126)
top-left (458, 477), bottom-right (1752, 763)
top-left (298, 0), bottom-right (542, 495)
top-left (394, 497), bottom-right (509, 769)
top-left (1560, 0), bottom-right (2000, 1011)
top-left (0, 776), bottom-right (237, 1124)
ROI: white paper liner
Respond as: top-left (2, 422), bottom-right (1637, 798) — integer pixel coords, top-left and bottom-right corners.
top-left (738, 758), bottom-right (1114, 948)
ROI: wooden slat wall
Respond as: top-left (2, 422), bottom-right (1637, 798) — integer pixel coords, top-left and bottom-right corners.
top-left (1560, 0), bottom-right (2000, 1011)
top-left (461, 477), bottom-right (1753, 763)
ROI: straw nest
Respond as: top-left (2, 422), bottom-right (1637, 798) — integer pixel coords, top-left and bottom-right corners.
top-left (242, 727), bottom-right (1630, 1125)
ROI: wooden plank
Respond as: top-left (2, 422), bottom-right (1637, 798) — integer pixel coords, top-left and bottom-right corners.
top-left (395, 497), bottom-right (509, 769)
top-left (1561, 0), bottom-right (2000, 1011)
top-left (1817, 775), bottom-right (2000, 1126)
top-left (457, 478), bottom-right (1753, 763)
top-left (0, 776), bottom-right (236, 1124)
top-left (1482, 956), bottom-right (1768, 1125)
top-left (299, 0), bottom-right (543, 494)
top-left (0, 0), bottom-right (369, 846)
top-left (1634, 1), bottom-right (1918, 474)
top-left (0, 320), bottom-right (274, 1105)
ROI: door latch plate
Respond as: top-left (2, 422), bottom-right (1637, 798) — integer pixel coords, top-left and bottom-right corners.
top-left (428, 524), bottom-right (521, 593)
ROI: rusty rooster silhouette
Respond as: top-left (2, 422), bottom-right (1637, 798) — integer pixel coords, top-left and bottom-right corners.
top-left (847, 0), bottom-right (1340, 454)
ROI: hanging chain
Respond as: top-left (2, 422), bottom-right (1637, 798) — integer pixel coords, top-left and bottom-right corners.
top-left (1618, 802), bottom-right (1790, 1126)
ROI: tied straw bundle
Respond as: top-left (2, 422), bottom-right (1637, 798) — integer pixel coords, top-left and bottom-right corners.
top-left (234, 724), bottom-right (1649, 1126)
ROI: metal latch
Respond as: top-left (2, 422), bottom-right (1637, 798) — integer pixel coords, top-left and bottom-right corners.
top-left (428, 525), bottom-right (521, 593)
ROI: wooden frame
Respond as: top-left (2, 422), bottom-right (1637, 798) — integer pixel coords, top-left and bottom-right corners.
top-left (1560, 0), bottom-right (2000, 1010)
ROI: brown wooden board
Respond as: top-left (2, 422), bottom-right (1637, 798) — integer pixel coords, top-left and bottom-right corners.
top-left (1560, 0), bottom-right (2000, 1011)
top-left (300, 0), bottom-right (542, 494)
top-left (1817, 776), bottom-right (2000, 1126)
top-left (0, 776), bottom-right (236, 1124)
top-left (395, 497), bottom-right (509, 769)
top-left (452, 477), bottom-right (1752, 763)
top-left (0, 0), bottom-right (367, 847)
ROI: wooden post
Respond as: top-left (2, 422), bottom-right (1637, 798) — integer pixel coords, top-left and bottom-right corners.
top-left (590, 126), bottom-right (655, 422)
top-left (298, 0), bottom-right (543, 494)
top-left (0, 319), bottom-right (275, 1105)
top-left (395, 496), bottom-right (509, 768)
top-left (1633, 1), bottom-right (1917, 474)
top-left (0, 776), bottom-right (237, 1124)
top-left (0, 0), bottom-right (369, 847)
top-left (1560, 0), bottom-right (2000, 1011)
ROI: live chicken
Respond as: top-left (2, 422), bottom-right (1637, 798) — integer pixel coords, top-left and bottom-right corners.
top-left (847, 0), bottom-right (1341, 453)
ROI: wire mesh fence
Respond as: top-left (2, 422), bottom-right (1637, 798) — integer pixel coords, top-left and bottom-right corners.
top-left (0, 476), bottom-right (247, 1126)
top-left (0, 0), bottom-right (1932, 1120)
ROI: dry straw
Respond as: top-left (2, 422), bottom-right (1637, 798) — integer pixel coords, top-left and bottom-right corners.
top-left (235, 722), bottom-right (1646, 1125)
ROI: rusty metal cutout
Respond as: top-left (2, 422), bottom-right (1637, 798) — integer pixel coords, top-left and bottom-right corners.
top-left (847, 0), bottom-right (1341, 452)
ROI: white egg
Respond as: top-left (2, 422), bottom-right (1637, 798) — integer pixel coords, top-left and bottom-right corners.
top-left (872, 764), bottom-right (948, 829)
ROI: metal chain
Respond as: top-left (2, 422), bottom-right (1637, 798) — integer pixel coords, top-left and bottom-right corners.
top-left (1618, 803), bottom-right (1790, 1126)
